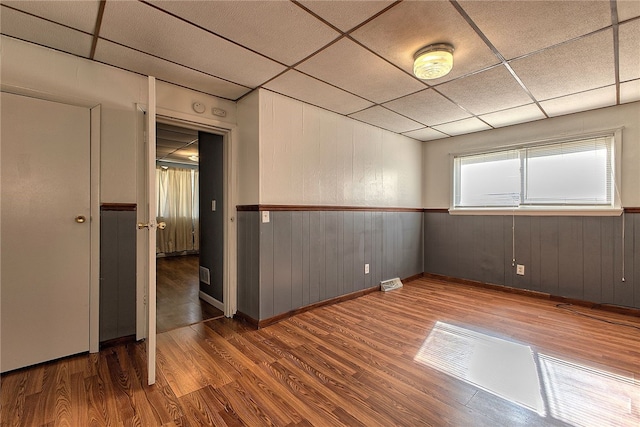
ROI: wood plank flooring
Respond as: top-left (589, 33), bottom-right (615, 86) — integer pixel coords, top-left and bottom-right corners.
top-left (156, 255), bottom-right (223, 333)
top-left (2, 277), bottom-right (640, 426)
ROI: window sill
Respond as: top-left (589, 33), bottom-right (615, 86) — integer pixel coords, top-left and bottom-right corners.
top-left (448, 207), bottom-right (623, 217)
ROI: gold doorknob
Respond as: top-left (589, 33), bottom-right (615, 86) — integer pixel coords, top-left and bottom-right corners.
top-left (137, 221), bottom-right (167, 230)
top-left (75, 215), bottom-right (86, 223)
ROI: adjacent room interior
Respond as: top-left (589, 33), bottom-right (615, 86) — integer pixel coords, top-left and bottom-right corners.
top-left (155, 123), bottom-right (223, 333)
top-left (1, 0), bottom-right (639, 426)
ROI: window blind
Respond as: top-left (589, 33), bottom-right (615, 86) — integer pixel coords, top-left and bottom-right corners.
top-left (453, 135), bottom-right (614, 209)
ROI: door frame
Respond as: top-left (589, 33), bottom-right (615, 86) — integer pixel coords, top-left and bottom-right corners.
top-left (89, 104), bottom-right (101, 353)
top-left (0, 89), bottom-right (101, 354)
top-left (135, 108), bottom-right (238, 340)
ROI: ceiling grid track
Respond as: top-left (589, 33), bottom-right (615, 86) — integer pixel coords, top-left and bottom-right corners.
top-left (237, 1), bottom-right (405, 103)
top-left (140, 0), bottom-right (289, 69)
top-left (89, 0), bottom-right (106, 59)
top-left (610, 0), bottom-right (621, 105)
top-left (449, 0), bottom-right (549, 120)
top-left (2, 0), bottom-right (636, 141)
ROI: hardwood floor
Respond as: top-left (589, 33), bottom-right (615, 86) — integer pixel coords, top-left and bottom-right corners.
top-left (156, 255), bottom-right (223, 333)
top-left (2, 277), bottom-right (639, 426)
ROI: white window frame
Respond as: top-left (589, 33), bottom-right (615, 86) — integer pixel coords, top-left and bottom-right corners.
top-left (449, 129), bottom-right (623, 216)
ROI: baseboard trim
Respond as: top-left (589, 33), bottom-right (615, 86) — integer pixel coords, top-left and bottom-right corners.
top-left (234, 311), bottom-right (259, 328)
top-left (235, 285), bottom-right (381, 329)
top-left (422, 272), bottom-right (640, 318)
top-left (199, 291), bottom-right (224, 311)
top-left (402, 273), bottom-right (424, 284)
top-left (99, 334), bottom-right (137, 349)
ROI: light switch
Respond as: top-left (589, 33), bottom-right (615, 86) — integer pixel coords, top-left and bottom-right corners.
top-left (262, 211), bottom-right (270, 223)
top-left (211, 200), bottom-right (216, 211)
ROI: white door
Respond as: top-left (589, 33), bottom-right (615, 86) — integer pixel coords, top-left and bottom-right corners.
top-left (144, 77), bottom-right (158, 385)
top-left (1, 92), bottom-right (91, 372)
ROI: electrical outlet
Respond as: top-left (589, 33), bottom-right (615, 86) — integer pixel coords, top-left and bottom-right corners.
top-left (364, 264), bottom-right (370, 274)
top-left (516, 264), bottom-right (525, 276)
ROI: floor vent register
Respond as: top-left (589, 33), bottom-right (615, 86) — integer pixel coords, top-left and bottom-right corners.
top-left (380, 277), bottom-right (403, 292)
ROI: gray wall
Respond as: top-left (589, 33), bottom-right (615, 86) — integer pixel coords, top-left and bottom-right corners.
top-left (237, 210), bottom-right (424, 320)
top-left (199, 132), bottom-right (225, 302)
top-left (424, 212), bottom-right (640, 309)
top-left (237, 211), bottom-right (261, 319)
top-left (100, 209), bottom-right (137, 342)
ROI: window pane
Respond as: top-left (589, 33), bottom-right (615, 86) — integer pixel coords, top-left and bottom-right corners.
top-left (524, 139), bottom-right (611, 205)
top-left (452, 134), bottom-right (615, 210)
top-left (456, 151), bottom-right (520, 207)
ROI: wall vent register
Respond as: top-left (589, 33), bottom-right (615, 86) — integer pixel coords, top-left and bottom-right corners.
top-left (199, 266), bottom-right (211, 285)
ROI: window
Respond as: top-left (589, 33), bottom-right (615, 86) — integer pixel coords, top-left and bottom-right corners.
top-left (452, 134), bottom-right (618, 212)
top-left (156, 166), bottom-right (200, 253)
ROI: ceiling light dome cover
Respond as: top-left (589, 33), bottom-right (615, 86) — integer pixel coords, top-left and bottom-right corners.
top-left (413, 44), bottom-right (454, 80)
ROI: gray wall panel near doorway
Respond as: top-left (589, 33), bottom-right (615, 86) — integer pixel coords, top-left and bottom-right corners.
top-left (237, 209), bottom-right (424, 321)
top-left (237, 210), bottom-right (260, 319)
top-left (199, 132), bottom-right (225, 302)
top-left (100, 208), bottom-right (137, 342)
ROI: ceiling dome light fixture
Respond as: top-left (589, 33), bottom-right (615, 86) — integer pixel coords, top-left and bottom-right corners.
top-left (413, 43), bottom-right (454, 80)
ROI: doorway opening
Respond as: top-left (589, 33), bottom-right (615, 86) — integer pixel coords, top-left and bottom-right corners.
top-left (155, 123), bottom-right (223, 332)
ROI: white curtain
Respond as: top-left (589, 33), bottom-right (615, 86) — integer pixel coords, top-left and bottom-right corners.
top-left (156, 166), bottom-right (199, 254)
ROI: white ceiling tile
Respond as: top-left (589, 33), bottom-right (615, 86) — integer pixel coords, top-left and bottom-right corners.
top-left (540, 86), bottom-right (616, 117)
top-left (510, 30), bottom-right (615, 101)
top-left (618, 0), bottom-right (640, 21)
top-left (159, 153), bottom-right (196, 164)
top-left (383, 89), bottom-right (470, 126)
top-left (0, 7), bottom-right (93, 57)
top-left (156, 123), bottom-right (199, 164)
top-left (350, 1), bottom-right (499, 83)
top-left (99, 1), bottom-right (286, 88)
top-left (296, 38), bottom-right (425, 103)
top-left (2, 0), bottom-right (100, 33)
top-left (619, 20), bottom-right (640, 82)
top-left (3, 0), bottom-right (636, 139)
top-left (437, 65), bottom-right (532, 115)
top-left (298, 0), bottom-right (394, 32)
top-left (459, 1), bottom-right (612, 59)
top-left (402, 127), bottom-right (448, 142)
top-left (156, 141), bottom-right (182, 150)
top-left (157, 124), bottom-right (198, 145)
top-left (620, 79), bottom-right (640, 103)
top-left (432, 117), bottom-right (491, 136)
top-left (264, 70), bottom-right (373, 115)
top-left (160, 152), bottom-right (198, 166)
top-left (94, 40), bottom-right (250, 100)
top-left (479, 104), bottom-right (546, 128)
top-left (349, 106), bottom-right (424, 133)
top-left (156, 147), bottom-right (175, 157)
top-left (148, 1), bottom-right (340, 66)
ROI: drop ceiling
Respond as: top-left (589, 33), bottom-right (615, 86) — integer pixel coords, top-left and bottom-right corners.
top-left (156, 123), bottom-right (199, 165)
top-left (2, 0), bottom-right (639, 141)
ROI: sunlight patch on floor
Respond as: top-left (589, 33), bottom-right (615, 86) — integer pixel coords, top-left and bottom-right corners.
top-left (415, 321), bottom-right (640, 426)
top-left (415, 321), bottom-right (545, 415)
top-left (539, 353), bottom-right (640, 427)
